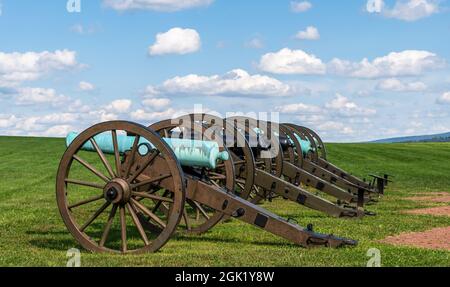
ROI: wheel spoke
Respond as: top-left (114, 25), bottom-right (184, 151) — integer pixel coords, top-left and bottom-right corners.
top-left (131, 174), bottom-right (172, 189)
top-left (65, 178), bottom-right (104, 189)
top-left (210, 180), bottom-right (221, 189)
top-left (131, 198), bottom-right (167, 229)
top-left (68, 194), bottom-right (104, 209)
top-left (127, 150), bottom-right (160, 183)
top-left (208, 171), bottom-right (226, 177)
top-left (236, 178), bottom-right (246, 185)
top-left (111, 130), bottom-right (122, 177)
top-left (209, 176), bottom-right (226, 180)
top-left (90, 137), bottom-right (115, 179)
top-left (196, 208), bottom-right (200, 221)
top-left (99, 204), bottom-right (118, 247)
top-left (236, 182), bottom-right (245, 189)
top-left (190, 200), bottom-right (210, 220)
top-left (151, 190), bottom-right (170, 214)
top-left (124, 135), bottom-right (140, 178)
top-left (132, 191), bottom-right (174, 203)
top-left (182, 209), bottom-right (191, 230)
top-left (155, 202), bottom-right (170, 217)
top-left (249, 185), bottom-right (259, 199)
top-left (119, 205), bottom-right (127, 252)
top-left (79, 201), bottom-right (111, 232)
top-left (73, 155), bottom-right (110, 183)
top-left (126, 202), bottom-right (150, 245)
top-left (253, 185), bottom-right (265, 198)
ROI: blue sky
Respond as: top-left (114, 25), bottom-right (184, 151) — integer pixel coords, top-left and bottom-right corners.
top-left (0, 0), bottom-right (449, 141)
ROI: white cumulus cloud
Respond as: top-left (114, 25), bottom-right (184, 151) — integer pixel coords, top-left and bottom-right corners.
top-left (260, 49), bottom-right (444, 77)
top-left (0, 50), bottom-right (78, 86)
top-left (366, 0), bottom-right (385, 13)
top-left (436, 92), bottom-right (450, 105)
top-left (295, 26), bottom-right (320, 40)
top-left (290, 1), bottom-right (312, 13)
top-left (317, 121), bottom-right (355, 135)
top-left (148, 27), bottom-right (201, 55)
top-left (275, 103), bottom-right (321, 114)
top-left (328, 50), bottom-right (444, 78)
top-left (14, 87), bottom-right (70, 106)
top-left (151, 69), bottom-right (292, 97)
top-left (43, 125), bottom-right (74, 137)
top-left (106, 99), bottom-right (132, 113)
top-left (142, 98), bottom-right (171, 110)
top-left (376, 78), bottom-right (427, 92)
top-left (366, 0), bottom-right (440, 21)
top-left (79, 81), bottom-right (95, 91)
top-left (259, 48), bottom-right (326, 75)
top-left (103, 0), bottom-right (213, 12)
top-left (130, 108), bottom-right (180, 121)
top-left (387, 0), bottom-right (439, 21)
top-left (0, 115), bottom-right (17, 129)
top-left (325, 94), bottom-right (376, 117)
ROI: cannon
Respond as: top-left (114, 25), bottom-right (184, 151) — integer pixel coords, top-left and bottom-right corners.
top-left (224, 117), bottom-right (371, 213)
top-left (56, 120), bottom-right (357, 254)
top-left (276, 124), bottom-right (375, 202)
top-left (227, 117), bottom-right (388, 202)
top-left (283, 124), bottom-right (391, 196)
top-left (175, 114), bottom-right (364, 218)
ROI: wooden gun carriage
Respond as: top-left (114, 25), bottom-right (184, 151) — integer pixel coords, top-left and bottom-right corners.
top-left (56, 114), bottom-right (389, 254)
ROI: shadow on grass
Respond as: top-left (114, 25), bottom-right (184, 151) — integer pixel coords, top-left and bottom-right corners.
top-left (174, 233), bottom-right (294, 248)
top-left (26, 229), bottom-right (69, 236)
top-left (29, 238), bottom-right (81, 251)
top-left (26, 222), bottom-right (162, 252)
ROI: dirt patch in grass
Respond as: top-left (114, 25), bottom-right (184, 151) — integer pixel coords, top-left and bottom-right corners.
top-left (404, 206), bottom-right (450, 216)
top-left (381, 192), bottom-right (450, 250)
top-left (381, 227), bottom-right (450, 251)
top-left (406, 192), bottom-right (450, 203)
top-left (404, 192), bottom-right (450, 216)
top-left (411, 192), bottom-right (449, 196)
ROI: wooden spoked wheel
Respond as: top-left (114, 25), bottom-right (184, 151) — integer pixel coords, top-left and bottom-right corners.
top-left (279, 124), bottom-right (305, 166)
top-left (286, 124), bottom-right (327, 161)
top-left (56, 121), bottom-right (185, 254)
top-left (304, 126), bottom-right (327, 160)
top-left (284, 124), bottom-right (323, 162)
top-left (149, 118), bottom-right (235, 234)
top-left (226, 116), bottom-right (282, 203)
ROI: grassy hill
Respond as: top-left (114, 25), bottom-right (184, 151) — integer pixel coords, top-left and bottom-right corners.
top-left (371, 131), bottom-right (450, 143)
top-left (0, 136), bottom-right (449, 266)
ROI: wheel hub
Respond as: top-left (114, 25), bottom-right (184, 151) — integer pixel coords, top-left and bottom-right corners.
top-left (103, 178), bottom-right (131, 204)
top-left (106, 187), bottom-right (118, 201)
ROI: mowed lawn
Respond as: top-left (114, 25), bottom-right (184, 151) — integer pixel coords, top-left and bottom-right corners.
top-left (0, 136), bottom-right (449, 267)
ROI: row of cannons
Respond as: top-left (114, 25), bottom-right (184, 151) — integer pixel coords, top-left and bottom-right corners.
top-left (56, 114), bottom-right (391, 254)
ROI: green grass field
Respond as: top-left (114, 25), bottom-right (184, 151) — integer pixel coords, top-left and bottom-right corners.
top-left (0, 136), bottom-right (449, 267)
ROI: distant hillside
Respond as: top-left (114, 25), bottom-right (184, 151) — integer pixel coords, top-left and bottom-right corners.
top-left (371, 132), bottom-right (450, 143)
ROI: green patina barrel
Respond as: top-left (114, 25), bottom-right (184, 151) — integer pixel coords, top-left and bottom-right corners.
top-left (293, 134), bottom-right (314, 155)
top-left (66, 132), bottom-right (229, 169)
top-left (253, 127), bottom-right (314, 156)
